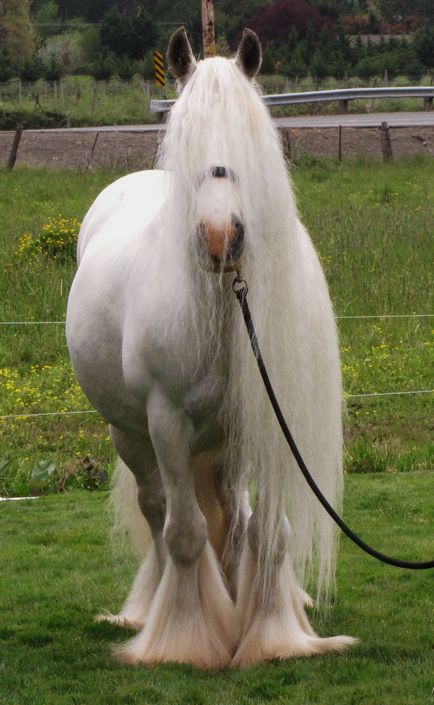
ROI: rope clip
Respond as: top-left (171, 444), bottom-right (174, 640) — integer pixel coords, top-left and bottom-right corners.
top-left (232, 270), bottom-right (248, 297)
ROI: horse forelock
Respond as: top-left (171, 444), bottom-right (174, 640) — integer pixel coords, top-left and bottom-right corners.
top-left (158, 57), bottom-right (295, 233)
top-left (156, 56), bottom-right (298, 312)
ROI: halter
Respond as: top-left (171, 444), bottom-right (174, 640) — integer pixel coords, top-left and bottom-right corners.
top-left (196, 166), bottom-right (237, 187)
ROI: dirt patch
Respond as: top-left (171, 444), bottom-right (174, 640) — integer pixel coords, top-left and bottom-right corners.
top-left (1, 125), bottom-right (433, 169)
top-left (283, 125), bottom-right (434, 160)
top-left (0, 131), bottom-right (15, 164)
top-left (91, 131), bottom-right (161, 170)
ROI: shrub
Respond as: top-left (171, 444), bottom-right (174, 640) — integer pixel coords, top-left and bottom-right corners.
top-left (15, 216), bottom-right (81, 264)
top-left (44, 54), bottom-right (64, 81)
top-left (20, 54), bottom-right (45, 82)
top-left (0, 108), bottom-right (67, 129)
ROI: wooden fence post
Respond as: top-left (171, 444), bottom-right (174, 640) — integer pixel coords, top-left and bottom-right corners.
top-left (338, 124), bottom-right (342, 162)
top-left (280, 129), bottom-right (291, 160)
top-left (87, 131), bottom-right (100, 169)
top-left (379, 121), bottom-right (393, 162)
top-left (423, 96), bottom-right (433, 111)
top-left (7, 125), bottom-right (23, 170)
top-left (339, 99), bottom-right (349, 114)
top-left (202, 0), bottom-right (216, 58)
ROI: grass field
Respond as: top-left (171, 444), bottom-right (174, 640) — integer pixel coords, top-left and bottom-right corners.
top-left (0, 158), bottom-right (433, 496)
top-left (1, 473), bottom-right (433, 705)
top-left (1, 74), bottom-right (432, 128)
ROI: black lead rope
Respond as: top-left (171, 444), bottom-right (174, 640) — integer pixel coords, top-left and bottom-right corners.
top-left (232, 274), bottom-right (434, 570)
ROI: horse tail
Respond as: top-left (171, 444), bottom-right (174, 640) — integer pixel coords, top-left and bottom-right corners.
top-left (109, 457), bottom-right (152, 560)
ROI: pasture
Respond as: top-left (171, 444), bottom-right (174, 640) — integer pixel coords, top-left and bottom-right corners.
top-left (0, 158), bottom-right (432, 495)
top-left (1, 473), bottom-right (433, 705)
top-left (0, 157), bottom-right (433, 702)
top-left (1, 74), bottom-right (433, 129)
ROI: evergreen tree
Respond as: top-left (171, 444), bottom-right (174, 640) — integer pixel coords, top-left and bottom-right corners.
top-left (414, 26), bottom-right (434, 70)
top-left (261, 46), bottom-right (275, 74)
top-left (100, 9), bottom-right (156, 59)
top-left (0, 0), bottom-right (35, 67)
top-left (310, 46), bottom-right (327, 79)
top-left (33, 0), bottom-right (61, 40)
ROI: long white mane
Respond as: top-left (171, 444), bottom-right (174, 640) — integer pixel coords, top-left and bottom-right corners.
top-left (157, 57), bottom-right (342, 604)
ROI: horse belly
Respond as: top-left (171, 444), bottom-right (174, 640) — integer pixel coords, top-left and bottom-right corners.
top-left (67, 302), bottom-right (148, 432)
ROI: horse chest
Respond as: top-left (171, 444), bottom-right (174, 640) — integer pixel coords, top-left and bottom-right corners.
top-left (122, 324), bottom-right (227, 453)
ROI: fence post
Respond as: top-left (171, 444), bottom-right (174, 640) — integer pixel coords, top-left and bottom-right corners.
top-left (379, 121), bottom-right (393, 162)
top-left (338, 125), bottom-right (342, 161)
top-left (7, 125), bottom-right (23, 170)
top-left (280, 129), bottom-right (291, 160)
top-left (339, 98), bottom-right (349, 114)
top-left (87, 131), bottom-right (100, 170)
top-left (423, 96), bottom-right (433, 111)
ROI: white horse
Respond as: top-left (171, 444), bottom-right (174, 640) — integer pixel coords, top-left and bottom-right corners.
top-left (66, 28), bottom-right (355, 668)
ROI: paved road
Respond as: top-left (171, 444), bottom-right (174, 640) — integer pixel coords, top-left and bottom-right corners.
top-left (26, 111), bottom-right (434, 134)
top-left (274, 111), bottom-right (434, 128)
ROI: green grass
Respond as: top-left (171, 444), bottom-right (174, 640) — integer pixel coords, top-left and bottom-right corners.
top-left (1, 473), bottom-right (433, 704)
top-left (293, 155), bottom-right (433, 474)
top-left (0, 159), bottom-right (433, 496)
top-left (0, 76), bottom-right (157, 128)
top-left (0, 74), bottom-right (432, 129)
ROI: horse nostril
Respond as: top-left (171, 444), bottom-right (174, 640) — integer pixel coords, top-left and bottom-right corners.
top-left (228, 216), bottom-right (245, 260)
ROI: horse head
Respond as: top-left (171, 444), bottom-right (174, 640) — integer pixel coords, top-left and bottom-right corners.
top-left (167, 27), bottom-right (262, 273)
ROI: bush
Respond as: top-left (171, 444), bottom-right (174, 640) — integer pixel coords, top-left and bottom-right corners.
top-left (90, 53), bottom-right (118, 81)
top-left (44, 54), bottom-right (64, 81)
top-left (345, 438), bottom-right (392, 474)
top-left (414, 26), bottom-right (434, 69)
top-left (0, 50), bottom-right (14, 82)
top-left (20, 54), bottom-right (45, 82)
top-left (15, 216), bottom-right (81, 264)
top-left (0, 108), bottom-right (67, 130)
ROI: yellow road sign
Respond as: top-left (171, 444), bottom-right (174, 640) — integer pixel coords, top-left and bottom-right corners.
top-left (153, 51), bottom-right (165, 87)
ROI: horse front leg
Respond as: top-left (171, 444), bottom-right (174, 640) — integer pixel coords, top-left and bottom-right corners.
top-left (233, 505), bottom-right (356, 666)
top-left (96, 426), bottom-right (167, 631)
top-left (115, 388), bottom-right (238, 669)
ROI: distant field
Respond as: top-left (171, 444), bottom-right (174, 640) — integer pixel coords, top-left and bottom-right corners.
top-left (0, 74), bottom-right (432, 128)
top-left (0, 157), bottom-right (432, 495)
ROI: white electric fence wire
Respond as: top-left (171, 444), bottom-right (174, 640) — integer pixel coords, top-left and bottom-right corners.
top-left (347, 390), bottom-right (433, 398)
top-left (336, 314), bottom-right (434, 320)
top-left (0, 390), bottom-right (432, 422)
top-left (0, 314), bottom-right (432, 420)
top-left (0, 410), bottom-right (98, 420)
top-left (0, 314), bottom-right (433, 325)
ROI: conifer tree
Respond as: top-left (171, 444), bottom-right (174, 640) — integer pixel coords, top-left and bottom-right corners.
top-left (0, 0), bottom-right (35, 67)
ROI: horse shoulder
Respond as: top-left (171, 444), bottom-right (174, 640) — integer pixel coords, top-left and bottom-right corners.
top-left (77, 170), bottom-right (171, 262)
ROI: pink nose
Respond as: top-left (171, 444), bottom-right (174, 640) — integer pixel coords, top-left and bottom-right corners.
top-left (198, 216), bottom-right (245, 263)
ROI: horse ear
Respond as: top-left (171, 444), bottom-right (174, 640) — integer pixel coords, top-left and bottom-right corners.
top-left (167, 27), bottom-right (197, 84)
top-left (235, 29), bottom-right (262, 79)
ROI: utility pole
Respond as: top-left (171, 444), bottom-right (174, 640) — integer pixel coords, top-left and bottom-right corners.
top-left (201, 0), bottom-right (216, 58)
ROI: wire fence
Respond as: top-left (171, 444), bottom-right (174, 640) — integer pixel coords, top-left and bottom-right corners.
top-left (0, 313), bottom-right (433, 326)
top-left (0, 314), bottom-right (432, 422)
top-left (0, 388), bottom-right (432, 423)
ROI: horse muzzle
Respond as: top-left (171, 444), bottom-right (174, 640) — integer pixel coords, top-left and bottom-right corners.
top-left (197, 214), bottom-right (245, 272)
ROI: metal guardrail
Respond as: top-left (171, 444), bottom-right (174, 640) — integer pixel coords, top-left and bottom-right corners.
top-left (150, 86), bottom-right (434, 117)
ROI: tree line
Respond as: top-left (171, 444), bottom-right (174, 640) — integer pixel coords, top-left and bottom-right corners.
top-left (0, 0), bottom-right (433, 82)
